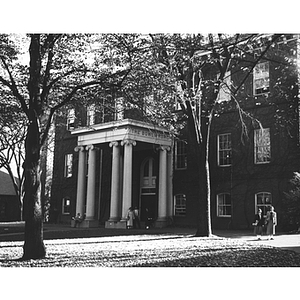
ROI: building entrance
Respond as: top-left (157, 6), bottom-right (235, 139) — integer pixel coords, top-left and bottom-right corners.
top-left (140, 157), bottom-right (157, 222)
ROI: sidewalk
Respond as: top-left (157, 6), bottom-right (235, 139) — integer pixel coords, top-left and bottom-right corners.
top-left (1, 222), bottom-right (300, 254)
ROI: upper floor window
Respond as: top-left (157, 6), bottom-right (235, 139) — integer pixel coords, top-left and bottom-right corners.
top-left (217, 193), bottom-right (231, 217)
top-left (175, 140), bottom-right (187, 170)
top-left (62, 197), bottom-right (71, 215)
top-left (64, 154), bottom-right (73, 178)
top-left (217, 71), bottom-right (231, 102)
top-left (255, 192), bottom-right (272, 216)
top-left (254, 128), bottom-right (271, 164)
top-left (174, 194), bottom-right (186, 216)
top-left (115, 97), bottom-right (124, 120)
top-left (86, 104), bottom-right (95, 126)
top-left (253, 62), bottom-right (269, 95)
top-left (66, 108), bottom-right (75, 130)
top-left (218, 133), bottom-right (232, 166)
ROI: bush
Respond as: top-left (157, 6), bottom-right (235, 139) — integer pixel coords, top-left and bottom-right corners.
top-left (282, 172), bottom-right (300, 232)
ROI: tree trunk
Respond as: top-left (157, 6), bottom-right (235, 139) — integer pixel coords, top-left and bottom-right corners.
top-left (22, 119), bottom-right (46, 260)
top-left (195, 137), bottom-right (212, 237)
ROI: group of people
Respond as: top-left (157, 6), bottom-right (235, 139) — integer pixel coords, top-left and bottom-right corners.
top-left (126, 207), bottom-right (141, 229)
top-left (253, 205), bottom-right (277, 240)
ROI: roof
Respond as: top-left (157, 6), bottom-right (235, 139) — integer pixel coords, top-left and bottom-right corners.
top-left (0, 171), bottom-right (17, 196)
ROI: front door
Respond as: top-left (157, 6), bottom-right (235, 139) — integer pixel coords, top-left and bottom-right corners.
top-left (140, 157), bottom-right (157, 222)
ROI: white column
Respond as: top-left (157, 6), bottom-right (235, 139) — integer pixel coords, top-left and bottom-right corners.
top-left (74, 146), bottom-right (86, 216)
top-left (109, 141), bottom-right (121, 221)
top-left (167, 148), bottom-right (173, 218)
top-left (85, 144), bottom-right (97, 220)
top-left (121, 139), bottom-right (136, 220)
top-left (157, 145), bottom-right (170, 222)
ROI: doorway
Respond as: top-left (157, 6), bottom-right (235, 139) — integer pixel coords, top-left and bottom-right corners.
top-left (140, 157), bottom-right (157, 222)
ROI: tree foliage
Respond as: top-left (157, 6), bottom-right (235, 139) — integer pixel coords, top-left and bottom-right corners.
top-left (282, 172), bottom-right (300, 232)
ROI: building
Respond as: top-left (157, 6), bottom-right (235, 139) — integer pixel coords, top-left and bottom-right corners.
top-left (50, 34), bottom-right (300, 231)
top-left (0, 171), bottom-right (20, 221)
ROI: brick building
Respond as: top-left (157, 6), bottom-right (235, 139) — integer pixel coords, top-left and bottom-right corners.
top-left (0, 171), bottom-right (20, 221)
top-left (50, 34), bottom-right (300, 231)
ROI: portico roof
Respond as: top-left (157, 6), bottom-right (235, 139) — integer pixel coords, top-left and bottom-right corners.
top-left (71, 119), bottom-right (173, 146)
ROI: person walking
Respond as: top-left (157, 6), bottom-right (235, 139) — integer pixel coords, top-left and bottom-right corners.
top-left (252, 208), bottom-right (265, 240)
top-left (126, 207), bottom-right (135, 229)
top-left (266, 206), bottom-right (277, 240)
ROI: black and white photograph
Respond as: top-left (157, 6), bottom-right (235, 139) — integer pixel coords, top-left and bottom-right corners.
top-left (0, 1), bottom-right (299, 299)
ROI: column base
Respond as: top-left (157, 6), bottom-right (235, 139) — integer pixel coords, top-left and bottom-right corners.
top-left (71, 219), bottom-right (99, 228)
top-left (154, 217), bottom-right (169, 228)
top-left (105, 220), bottom-right (127, 229)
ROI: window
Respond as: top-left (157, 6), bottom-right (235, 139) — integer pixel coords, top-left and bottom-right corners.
top-left (253, 62), bottom-right (269, 95)
top-left (64, 154), bottom-right (73, 178)
top-left (218, 133), bottom-right (232, 166)
top-left (141, 157), bottom-right (156, 195)
top-left (174, 194), bottom-right (186, 216)
top-left (254, 128), bottom-right (271, 164)
top-left (175, 140), bottom-right (187, 169)
top-left (66, 108), bottom-right (75, 130)
top-left (115, 97), bottom-right (124, 120)
top-left (86, 104), bottom-right (95, 126)
top-left (217, 193), bottom-right (231, 217)
top-left (255, 192), bottom-right (272, 216)
top-left (217, 71), bottom-right (231, 102)
top-left (62, 197), bottom-right (71, 215)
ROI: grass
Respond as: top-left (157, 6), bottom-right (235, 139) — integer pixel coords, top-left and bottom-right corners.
top-left (1, 233), bottom-right (300, 267)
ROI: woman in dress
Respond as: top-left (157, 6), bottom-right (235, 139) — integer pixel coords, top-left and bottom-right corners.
top-left (266, 206), bottom-right (277, 240)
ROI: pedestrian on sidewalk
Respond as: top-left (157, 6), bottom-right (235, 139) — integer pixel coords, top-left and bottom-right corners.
top-left (252, 208), bottom-right (265, 240)
top-left (133, 207), bottom-right (141, 229)
top-left (266, 206), bottom-right (277, 240)
top-left (126, 207), bottom-right (135, 229)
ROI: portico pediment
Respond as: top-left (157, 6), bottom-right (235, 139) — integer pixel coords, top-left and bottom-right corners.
top-left (71, 119), bottom-right (172, 146)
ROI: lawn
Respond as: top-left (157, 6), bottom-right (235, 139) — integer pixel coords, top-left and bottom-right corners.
top-left (1, 233), bottom-right (300, 267)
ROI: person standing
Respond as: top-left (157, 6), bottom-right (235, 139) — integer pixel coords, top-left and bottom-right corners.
top-left (252, 208), bottom-right (265, 240)
top-left (126, 207), bottom-right (135, 229)
top-left (266, 206), bottom-right (277, 240)
top-left (133, 207), bottom-right (141, 229)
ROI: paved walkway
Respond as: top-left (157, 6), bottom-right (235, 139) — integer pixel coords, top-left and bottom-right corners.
top-left (1, 222), bottom-right (300, 254)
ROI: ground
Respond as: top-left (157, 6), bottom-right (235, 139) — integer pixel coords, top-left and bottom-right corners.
top-left (1, 231), bottom-right (300, 267)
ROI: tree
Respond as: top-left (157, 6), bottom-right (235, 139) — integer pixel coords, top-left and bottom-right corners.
top-left (0, 34), bottom-right (136, 259)
top-left (149, 33), bottom-right (283, 236)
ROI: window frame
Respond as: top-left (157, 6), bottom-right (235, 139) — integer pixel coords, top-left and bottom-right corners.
top-left (175, 140), bottom-right (187, 170)
top-left (255, 192), bottom-right (272, 216)
top-left (217, 193), bottom-right (231, 217)
top-left (217, 133), bottom-right (232, 167)
top-left (253, 61), bottom-right (270, 95)
top-left (66, 108), bottom-right (75, 130)
top-left (254, 128), bottom-right (271, 164)
top-left (174, 194), bottom-right (186, 216)
top-left (217, 71), bottom-right (231, 102)
top-left (64, 153), bottom-right (73, 178)
top-left (86, 104), bottom-right (95, 126)
top-left (62, 197), bottom-right (71, 215)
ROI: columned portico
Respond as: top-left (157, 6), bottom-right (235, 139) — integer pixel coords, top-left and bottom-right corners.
top-left (72, 119), bottom-right (173, 229)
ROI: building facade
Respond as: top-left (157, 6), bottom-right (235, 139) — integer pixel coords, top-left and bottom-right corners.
top-left (50, 35), bottom-right (300, 231)
top-left (0, 171), bottom-right (20, 221)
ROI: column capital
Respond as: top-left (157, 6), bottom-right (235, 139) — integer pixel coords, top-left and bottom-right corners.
top-left (109, 141), bottom-right (119, 148)
top-left (86, 144), bottom-right (98, 151)
top-left (74, 146), bottom-right (85, 152)
top-left (157, 145), bottom-right (171, 152)
top-left (121, 139), bottom-right (136, 147)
